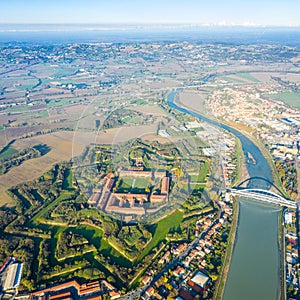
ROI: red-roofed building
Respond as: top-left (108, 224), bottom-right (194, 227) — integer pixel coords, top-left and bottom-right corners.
top-left (173, 266), bottom-right (185, 278)
top-left (173, 243), bottom-right (187, 255)
top-left (145, 287), bottom-right (155, 297)
top-left (187, 279), bottom-right (205, 295)
top-left (30, 280), bottom-right (118, 300)
top-left (178, 288), bottom-right (195, 300)
top-left (161, 177), bottom-right (170, 195)
top-left (142, 275), bottom-right (151, 286)
top-left (109, 291), bottom-right (121, 299)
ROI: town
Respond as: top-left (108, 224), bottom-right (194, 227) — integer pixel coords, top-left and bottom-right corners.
top-left (0, 38), bottom-right (300, 300)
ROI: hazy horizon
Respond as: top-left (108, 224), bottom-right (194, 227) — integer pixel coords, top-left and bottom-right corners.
top-left (1, 0), bottom-right (300, 27)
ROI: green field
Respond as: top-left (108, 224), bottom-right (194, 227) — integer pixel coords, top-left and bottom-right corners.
top-left (0, 145), bottom-right (19, 160)
top-left (117, 177), bottom-right (133, 192)
top-left (36, 110), bottom-right (49, 118)
top-left (189, 161), bottom-right (210, 182)
top-left (199, 161), bottom-right (210, 182)
top-left (15, 78), bottom-right (40, 90)
top-left (117, 176), bottom-right (149, 193)
top-left (32, 191), bottom-right (75, 224)
top-left (132, 98), bottom-right (147, 105)
top-left (134, 177), bottom-right (149, 188)
top-left (235, 72), bottom-right (260, 83)
top-left (220, 76), bottom-right (245, 84)
top-left (136, 210), bottom-right (183, 263)
top-left (46, 97), bottom-right (82, 108)
top-left (273, 92), bottom-right (300, 109)
top-left (69, 225), bottom-right (131, 267)
top-left (62, 169), bottom-right (73, 190)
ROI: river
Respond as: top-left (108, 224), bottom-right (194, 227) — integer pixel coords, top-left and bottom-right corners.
top-left (167, 90), bottom-right (281, 299)
top-left (167, 90), bottom-right (272, 188)
top-left (223, 199), bottom-right (280, 300)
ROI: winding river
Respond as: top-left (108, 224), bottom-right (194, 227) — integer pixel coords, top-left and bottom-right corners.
top-left (167, 90), bottom-right (281, 300)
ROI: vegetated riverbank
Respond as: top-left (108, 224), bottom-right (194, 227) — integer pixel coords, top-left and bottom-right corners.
top-left (222, 200), bottom-right (280, 300)
top-left (278, 209), bottom-right (285, 300)
top-left (232, 137), bottom-right (249, 185)
top-left (213, 198), bottom-right (239, 300)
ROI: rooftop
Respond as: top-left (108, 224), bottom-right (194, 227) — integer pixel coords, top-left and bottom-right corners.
top-left (191, 271), bottom-right (210, 288)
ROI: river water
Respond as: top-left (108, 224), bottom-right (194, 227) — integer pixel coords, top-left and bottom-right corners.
top-left (167, 90), bottom-right (281, 299)
top-left (223, 199), bottom-right (280, 300)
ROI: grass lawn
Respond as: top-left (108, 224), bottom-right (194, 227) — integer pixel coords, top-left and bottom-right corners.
top-left (70, 224), bottom-right (131, 267)
top-left (0, 145), bottom-right (19, 160)
top-left (199, 161), bottom-right (210, 182)
top-left (62, 169), bottom-right (74, 190)
top-left (134, 177), bottom-right (149, 188)
top-left (117, 176), bottom-right (149, 192)
top-left (136, 210), bottom-right (183, 263)
top-left (32, 191), bottom-right (76, 224)
top-left (195, 137), bottom-right (210, 148)
top-left (132, 99), bottom-right (147, 105)
top-left (273, 92), bottom-right (300, 109)
top-left (117, 177), bottom-right (133, 192)
top-left (190, 174), bottom-right (201, 182)
top-left (181, 183), bottom-right (190, 193)
top-left (46, 98), bottom-right (80, 108)
top-left (125, 116), bottom-right (140, 124)
top-left (36, 110), bottom-right (49, 118)
top-left (15, 78), bottom-right (40, 90)
top-left (190, 183), bottom-right (206, 190)
top-left (190, 161), bottom-right (210, 182)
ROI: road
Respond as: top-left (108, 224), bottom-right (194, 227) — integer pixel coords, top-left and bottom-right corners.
top-left (120, 202), bottom-right (224, 300)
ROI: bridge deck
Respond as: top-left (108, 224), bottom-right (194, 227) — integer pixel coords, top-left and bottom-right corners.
top-left (230, 188), bottom-right (297, 209)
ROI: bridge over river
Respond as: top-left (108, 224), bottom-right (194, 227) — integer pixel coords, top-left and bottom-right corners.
top-left (229, 188), bottom-right (297, 208)
top-left (229, 176), bottom-right (297, 209)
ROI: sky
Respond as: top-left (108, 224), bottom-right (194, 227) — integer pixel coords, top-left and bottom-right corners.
top-left (1, 0), bottom-right (300, 27)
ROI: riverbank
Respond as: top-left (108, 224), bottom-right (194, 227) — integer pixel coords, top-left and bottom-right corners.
top-left (214, 198), bottom-right (239, 300)
top-left (279, 209), bottom-right (285, 300)
top-left (222, 200), bottom-right (280, 300)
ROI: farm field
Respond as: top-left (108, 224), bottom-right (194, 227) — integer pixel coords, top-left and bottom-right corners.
top-left (234, 72), bottom-right (260, 83)
top-left (0, 145), bottom-right (19, 160)
top-left (273, 92), bottom-right (300, 109)
top-left (177, 89), bottom-right (210, 115)
top-left (0, 131), bottom-right (85, 205)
